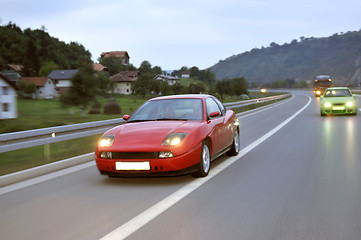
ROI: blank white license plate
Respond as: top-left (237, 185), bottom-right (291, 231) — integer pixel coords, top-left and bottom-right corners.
top-left (332, 106), bottom-right (345, 110)
top-left (115, 161), bottom-right (150, 170)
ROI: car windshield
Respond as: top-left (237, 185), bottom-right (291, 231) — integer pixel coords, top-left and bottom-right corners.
top-left (324, 89), bottom-right (352, 97)
top-left (128, 98), bottom-right (203, 122)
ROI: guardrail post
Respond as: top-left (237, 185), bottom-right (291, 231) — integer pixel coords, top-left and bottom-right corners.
top-left (44, 143), bottom-right (50, 161)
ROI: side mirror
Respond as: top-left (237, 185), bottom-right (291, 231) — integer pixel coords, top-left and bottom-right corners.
top-left (208, 111), bottom-right (220, 119)
top-left (352, 94), bottom-right (356, 97)
top-left (123, 114), bottom-right (130, 121)
top-left (320, 96), bottom-right (323, 99)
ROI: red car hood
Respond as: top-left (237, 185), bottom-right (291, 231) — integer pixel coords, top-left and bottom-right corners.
top-left (105, 120), bottom-right (200, 152)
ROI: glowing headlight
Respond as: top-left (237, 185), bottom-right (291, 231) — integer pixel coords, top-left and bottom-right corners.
top-left (324, 102), bottom-right (332, 108)
top-left (234, 118), bottom-right (240, 126)
top-left (99, 135), bottom-right (115, 147)
top-left (346, 101), bottom-right (354, 107)
top-left (316, 91), bottom-right (321, 95)
top-left (162, 133), bottom-right (188, 146)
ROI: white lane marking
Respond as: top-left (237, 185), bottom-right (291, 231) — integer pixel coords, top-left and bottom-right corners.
top-left (0, 162), bottom-right (95, 195)
top-left (101, 95), bottom-right (312, 240)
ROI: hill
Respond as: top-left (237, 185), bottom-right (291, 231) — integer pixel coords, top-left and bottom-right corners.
top-left (0, 22), bottom-right (92, 76)
top-left (210, 30), bottom-right (361, 86)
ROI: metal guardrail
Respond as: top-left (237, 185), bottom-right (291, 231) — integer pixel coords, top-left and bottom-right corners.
top-left (224, 93), bottom-right (291, 109)
top-left (0, 94), bottom-right (291, 153)
top-left (0, 118), bottom-right (124, 153)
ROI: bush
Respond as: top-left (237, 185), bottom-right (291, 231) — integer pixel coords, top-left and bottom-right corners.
top-left (88, 102), bottom-right (101, 114)
top-left (103, 98), bottom-right (121, 114)
top-left (239, 94), bottom-right (250, 100)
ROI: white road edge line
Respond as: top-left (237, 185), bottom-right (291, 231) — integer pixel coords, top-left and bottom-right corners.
top-left (101, 95), bottom-right (312, 240)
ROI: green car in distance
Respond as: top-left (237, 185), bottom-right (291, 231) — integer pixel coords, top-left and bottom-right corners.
top-left (320, 87), bottom-right (357, 116)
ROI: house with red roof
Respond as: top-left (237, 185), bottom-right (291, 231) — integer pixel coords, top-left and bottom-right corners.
top-left (110, 70), bottom-right (139, 94)
top-left (92, 63), bottom-right (109, 75)
top-left (21, 77), bottom-right (57, 99)
top-left (100, 51), bottom-right (130, 65)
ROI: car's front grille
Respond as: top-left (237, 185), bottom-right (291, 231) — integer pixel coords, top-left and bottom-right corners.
top-left (111, 152), bottom-right (158, 159)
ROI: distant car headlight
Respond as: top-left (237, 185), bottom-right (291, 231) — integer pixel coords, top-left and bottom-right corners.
top-left (162, 133), bottom-right (188, 146)
top-left (99, 135), bottom-right (115, 147)
top-left (316, 91), bottom-right (321, 95)
top-left (324, 102), bottom-right (332, 108)
top-left (346, 101), bottom-right (354, 107)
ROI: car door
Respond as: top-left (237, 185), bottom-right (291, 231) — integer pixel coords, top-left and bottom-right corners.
top-left (205, 97), bottom-right (227, 156)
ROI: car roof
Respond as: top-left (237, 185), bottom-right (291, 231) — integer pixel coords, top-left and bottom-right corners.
top-left (149, 94), bottom-right (211, 101)
top-left (325, 87), bottom-right (350, 90)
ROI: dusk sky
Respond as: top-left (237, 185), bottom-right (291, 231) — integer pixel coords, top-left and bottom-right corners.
top-left (1, 0), bottom-right (360, 70)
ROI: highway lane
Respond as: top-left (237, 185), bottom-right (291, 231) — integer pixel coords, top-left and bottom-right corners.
top-left (1, 91), bottom-right (360, 240)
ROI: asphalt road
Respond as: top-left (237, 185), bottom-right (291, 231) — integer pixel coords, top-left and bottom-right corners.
top-left (1, 91), bottom-right (360, 240)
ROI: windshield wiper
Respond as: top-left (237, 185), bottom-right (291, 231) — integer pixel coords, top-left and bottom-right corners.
top-left (127, 119), bottom-right (153, 123)
top-left (154, 118), bottom-right (187, 121)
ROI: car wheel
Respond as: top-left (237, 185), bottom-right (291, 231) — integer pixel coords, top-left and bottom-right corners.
top-left (192, 142), bottom-right (211, 177)
top-left (320, 110), bottom-right (325, 117)
top-left (227, 130), bottom-right (240, 156)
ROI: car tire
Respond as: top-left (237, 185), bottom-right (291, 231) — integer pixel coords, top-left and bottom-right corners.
top-left (227, 130), bottom-right (240, 156)
top-left (320, 111), bottom-right (325, 117)
top-left (192, 142), bottom-right (211, 177)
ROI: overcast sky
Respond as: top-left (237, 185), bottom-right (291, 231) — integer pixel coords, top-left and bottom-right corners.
top-left (1, 0), bottom-right (360, 70)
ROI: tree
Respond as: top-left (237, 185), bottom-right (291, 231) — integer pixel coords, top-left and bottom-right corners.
top-left (131, 73), bottom-right (157, 98)
top-left (39, 61), bottom-right (59, 76)
top-left (188, 82), bottom-right (206, 94)
top-left (230, 77), bottom-right (248, 96)
top-left (138, 60), bottom-right (152, 74)
top-left (18, 80), bottom-right (36, 98)
top-left (59, 64), bottom-right (110, 111)
top-left (99, 56), bottom-right (123, 76)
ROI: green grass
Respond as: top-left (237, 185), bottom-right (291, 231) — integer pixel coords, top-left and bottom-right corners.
top-left (0, 135), bottom-right (102, 175)
top-left (0, 95), bottom-right (146, 134)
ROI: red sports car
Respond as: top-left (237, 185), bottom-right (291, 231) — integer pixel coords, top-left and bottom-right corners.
top-left (95, 94), bottom-right (240, 177)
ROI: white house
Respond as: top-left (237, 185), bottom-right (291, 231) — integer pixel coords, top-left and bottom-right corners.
top-left (111, 70), bottom-right (139, 94)
top-left (22, 77), bottom-right (57, 99)
top-left (181, 72), bottom-right (190, 78)
top-left (0, 73), bottom-right (18, 119)
top-left (154, 74), bottom-right (180, 85)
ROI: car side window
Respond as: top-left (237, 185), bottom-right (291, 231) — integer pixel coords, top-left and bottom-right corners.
top-left (206, 98), bottom-right (222, 117)
top-left (212, 97), bottom-right (226, 115)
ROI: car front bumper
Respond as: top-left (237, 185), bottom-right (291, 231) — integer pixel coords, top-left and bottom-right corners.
top-left (95, 143), bottom-right (202, 177)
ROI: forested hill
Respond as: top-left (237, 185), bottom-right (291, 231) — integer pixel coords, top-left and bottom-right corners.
top-left (210, 30), bottom-right (361, 86)
top-left (0, 22), bottom-right (92, 76)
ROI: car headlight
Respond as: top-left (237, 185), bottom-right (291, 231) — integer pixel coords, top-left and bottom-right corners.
top-left (234, 118), bottom-right (240, 126)
top-left (324, 102), bottom-right (332, 108)
top-left (162, 133), bottom-right (188, 146)
top-left (99, 135), bottom-right (115, 147)
top-left (316, 91), bottom-right (321, 95)
top-left (346, 101), bottom-right (354, 107)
